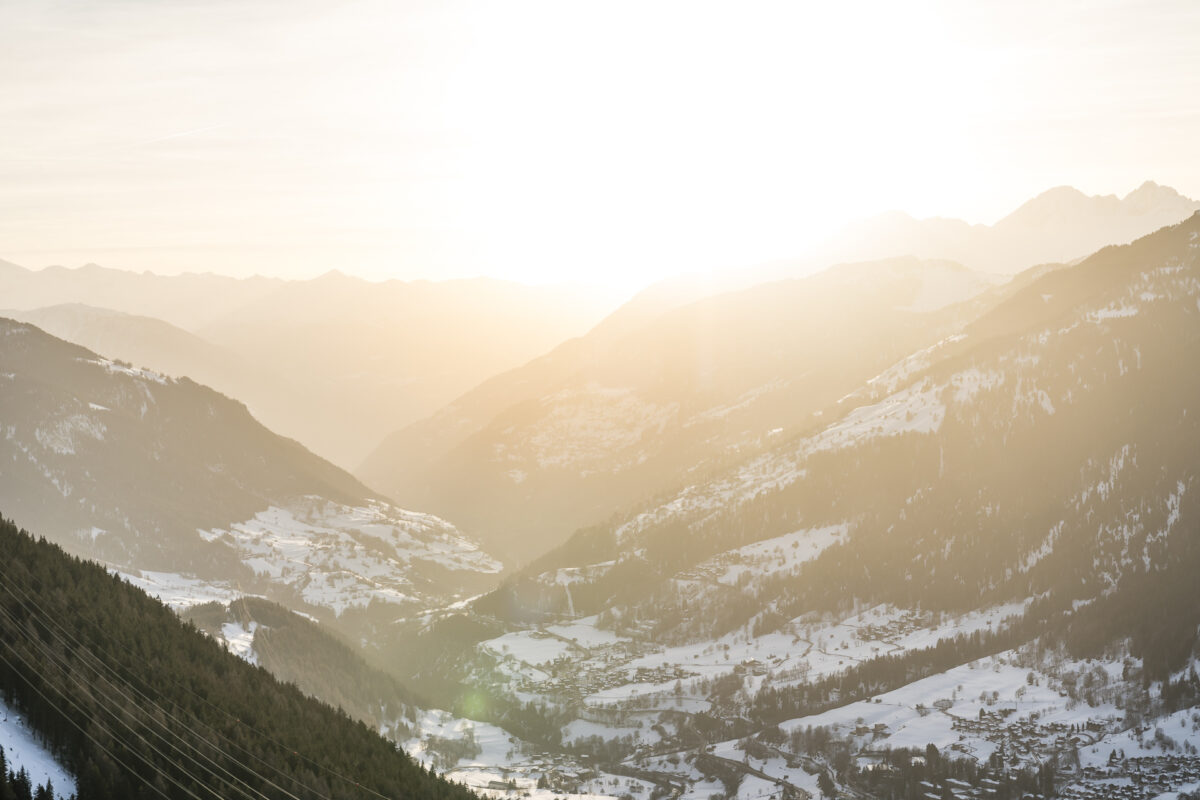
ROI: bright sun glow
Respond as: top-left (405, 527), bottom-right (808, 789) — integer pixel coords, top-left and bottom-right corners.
top-left (2, 0), bottom-right (1199, 289)
top-left (376, 0), bottom-right (986, 286)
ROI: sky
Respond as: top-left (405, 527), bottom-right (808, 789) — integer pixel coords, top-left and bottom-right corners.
top-left (2, 0), bottom-right (1200, 291)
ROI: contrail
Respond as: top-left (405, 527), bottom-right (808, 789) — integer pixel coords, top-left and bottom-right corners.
top-left (139, 122), bottom-right (229, 145)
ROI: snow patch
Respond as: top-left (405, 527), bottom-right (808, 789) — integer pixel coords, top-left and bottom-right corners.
top-left (688, 524), bottom-right (851, 586)
top-left (816, 380), bottom-right (945, 452)
top-left (197, 498), bottom-right (502, 615)
top-left (219, 621), bottom-right (260, 665)
top-left (950, 368), bottom-right (1005, 405)
top-left (0, 698), bottom-right (76, 797)
top-left (81, 356), bottom-right (169, 385)
top-left (34, 413), bottom-right (106, 454)
top-left (1087, 304), bottom-right (1140, 322)
top-left (117, 569), bottom-right (242, 610)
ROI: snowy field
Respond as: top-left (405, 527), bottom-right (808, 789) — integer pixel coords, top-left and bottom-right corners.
top-left (775, 650), bottom-right (1122, 763)
top-left (399, 709), bottom-right (659, 800)
top-left (120, 497), bottom-right (503, 617)
top-left (219, 620), bottom-right (260, 665)
top-left (482, 630), bottom-right (577, 666)
top-left (117, 568), bottom-right (242, 610)
top-left (685, 524), bottom-right (851, 587)
top-left (1078, 707), bottom-right (1200, 768)
top-left (200, 498), bottom-right (502, 614)
top-left (618, 601), bottom-right (1027, 695)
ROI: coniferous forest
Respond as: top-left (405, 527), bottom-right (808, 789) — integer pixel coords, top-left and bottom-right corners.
top-left (0, 514), bottom-right (475, 800)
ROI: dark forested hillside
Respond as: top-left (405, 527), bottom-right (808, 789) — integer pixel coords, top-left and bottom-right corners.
top-left (0, 513), bottom-right (475, 800)
top-left (182, 597), bottom-right (425, 738)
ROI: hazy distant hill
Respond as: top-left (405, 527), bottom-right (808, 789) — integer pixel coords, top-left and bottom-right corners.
top-left (0, 262), bottom-right (621, 466)
top-left (0, 302), bottom-right (277, 412)
top-left (814, 180), bottom-right (1200, 275)
top-left (0, 319), bottom-right (501, 626)
top-left (613, 181), bottom-right (1200, 313)
top-left (358, 257), bottom-right (1010, 562)
top-left (194, 270), bottom-right (622, 465)
top-left (0, 259), bottom-right (284, 329)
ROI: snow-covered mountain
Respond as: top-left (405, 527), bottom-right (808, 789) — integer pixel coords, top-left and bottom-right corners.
top-left (358, 257), bottom-right (1012, 562)
top-left (361, 180), bottom-right (1196, 563)
top-left (387, 212), bottom-right (1200, 799)
top-left (0, 319), bottom-right (501, 627)
top-left (485, 210), bottom-right (1200, 653)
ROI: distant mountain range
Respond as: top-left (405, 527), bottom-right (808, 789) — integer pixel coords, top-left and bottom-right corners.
top-left (357, 182), bottom-right (1200, 563)
top-left (0, 258), bottom-right (284, 330)
top-left (0, 263), bottom-right (619, 466)
top-left (579, 182), bottom-right (1200, 333)
top-left (603, 181), bottom-right (1200, 337)
top-left (812, 180), bottom-right (1200, 275)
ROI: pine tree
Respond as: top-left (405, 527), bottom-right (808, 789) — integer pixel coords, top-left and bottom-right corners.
top-left (10, 769), bottom-right (30, 800)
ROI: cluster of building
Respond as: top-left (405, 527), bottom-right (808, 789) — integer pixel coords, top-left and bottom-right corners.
top-left (914, 775), bottom-right (1033, 799)
top-left (493, 636), bottom-right (650, 700)
top-left (945, 709), bottom-right (1103, 769)
top-left (1056, 755), bottom-right (1200, 799)
top-left (851, 610), bottom-right (931, 644)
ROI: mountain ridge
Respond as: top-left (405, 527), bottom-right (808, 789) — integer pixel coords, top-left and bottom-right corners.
top-left (0, 317), bottom-right (502, 630)
top-left (364, 211), bottom-right (1200, 800)
top-left (357, 256), bottom-right (1014, 563)
top-left (0, 259), bottom-right (621, 466)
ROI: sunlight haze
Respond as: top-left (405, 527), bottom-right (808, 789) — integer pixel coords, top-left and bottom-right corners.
top-left (3, 0), bottom-right (1200, 290)
top-left (7, 4), bottom-right (1200, 798)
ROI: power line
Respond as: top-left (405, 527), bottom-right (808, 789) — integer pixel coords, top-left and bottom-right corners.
top-left (0, 601), bottom-right (223, 800)
top-left (0, 579), bottom-right (312, 800)
top-left (0, 632), bottom-right (211, 800)
top-left (2, 576), bottom-right (406, 800)
top-left (0, 643), bottom-right (175, 800)
top-left (0, 583), bottom-right (284, 799)
top-left (180, 594), bottom-right (402, 800)
top-left (0, 599), bottom-right (271, 800)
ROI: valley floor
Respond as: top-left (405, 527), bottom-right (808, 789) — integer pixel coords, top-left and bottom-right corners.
top-left (406, 602), bottom-right (1200, 800)
top-left (128, 559), bottom-right (1200, 799)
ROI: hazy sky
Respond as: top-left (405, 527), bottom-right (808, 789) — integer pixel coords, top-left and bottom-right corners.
top-left (2, 0), bottom-right (1199, 289)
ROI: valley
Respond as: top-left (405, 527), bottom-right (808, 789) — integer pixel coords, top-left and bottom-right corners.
top-left (346, 211), bottom-right (1200, 799)
top-left (4, 195), bottom-right (1200, 800)
top-left (6, 3), bottom-right (1200, 797)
